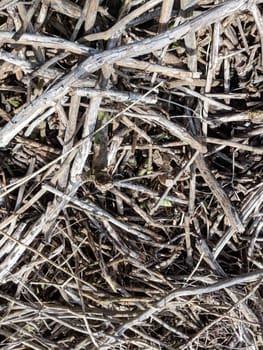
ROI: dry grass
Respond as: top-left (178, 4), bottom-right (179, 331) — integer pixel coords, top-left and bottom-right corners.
top-left (0, 1), bottom-right (263, 349)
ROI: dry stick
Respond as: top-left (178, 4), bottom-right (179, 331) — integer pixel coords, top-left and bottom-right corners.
top-left (0, 48), bottom-right (33, 72)
top-left (150, 151), bottom-right (199, 215)
top-left (251, 4), bottom-right (263, 66)
top-left (167, 78), bottom-right (221, 88)
top-left (50, 0), bottom-right (82, 18)
top-left (182, 11), bottom-right (244, 234)
top-left (236, 17), bottom-right (249, 53)
top-left (17, 2), bottom-right (44, 63)
top-left (74, 88), bottom-right (157, 104)
top-left (114, 181), bottom-right (187, 205)
top-left (158, 0), bottom-right (174, 33)
top-left (89, 3), bottom-right (137, 223)
top-left (0, 227), bottom-right (98, 292)
top-left (84, 0), bottom-right (99, 32)
top-left (133, 114), bottom-right (205, 153)
top-left (179, 277), bottom-right (263, 350)
top-left (176, 85), bottom-right (232, 111)
top-left (181, 0), bottom-right (197, 269)
top-left (130, 327), bottom-right (173, 350)
top-left (182, 0), bottom-right (198, 80)
top-left (24, 106), bottom-right (56, 137)
top-left (43, 96), bottom-right (81, 240)
top-left (0, 82), bottom-right (163, 201)
top-left (70, 0), bottom-right (98, 42)
top-left (42, 184), bottom-right (155, 242)
top-left (0, 31), bottom-right (96, 55)
top-left (42, 95), bottom-right (103, 239)
top-left (181, 0), bottom-right (199, 10)
top-left (116, 58), bottom-right (201, 79)
top-left (203, 13), bottom-right (221, 135)
top-left (206, 137), bottom-right (263, 154)
top-left (0, 224), bottom-right (25, 261)
top-left (151, 0), bottom-right (174, 84)
top-left (14, 158), bottom-right (35, 211)
top-left (223, 47), bottom-right (231, 105)
top-left (213, 110), bottom-right (263, 125)
top-left (109, 270), bottom-right (263, 340)
top-left (35, 0), bottom-right (49, 31)
top-left (205, 92), bottom-right (248, 99)
top-left (81, 0), bottom-right (163, 41)
top-left (0, 45), bottom-right (201, 81)
top-left (195, 154), bottom-right (244, 233)
top-left (110, 187), bottom-right (164, 229)
top-left (224, 287), bottom-right (258, 331)
top-left (184, 215), bottom-right (193, 267)
top-left (0, 189), bottom-right (47, 231)
top-left (213, 184), bottom-right (263, 259)
top-left (57, 95), bottom-right (80, 188)
top-left (186, 161), bottom-right (196, 266)
top-left (0, 0), bottom-right (19, 10)
top-left (0, 0), bottom-right (255, 148)
top-left (120, 115), bottom-right (152, 143)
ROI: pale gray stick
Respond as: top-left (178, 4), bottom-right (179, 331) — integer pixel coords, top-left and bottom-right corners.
top-left (0, 48), bottom-right (33, 72)
top-left (74, 88), bottom-right (157, 104)
top-left (206, 137), bottom-right (263, 154)
top-left (0, 31), bottom-right (96, 55)
top-left (56, 95), bottom-right (81, 189)
top-left (0, 0), bottom-right (19, 10)
top-left (43, 184), bottom-right (154, 242)
top-left (114, 181), bottom-right (187, 205)
top-left (116, 58), bottom-right (201, 79)
top-left (111, 269), bottom-right (263, 338)
top-left (50, 0), bottom-right (81, 18)
top-left (251, 4), bottom-right (263, 66)
top-left (195, 154), bottom-right (244, 233)
top-left (213, 184), bottom-right (263, 258)
top-left (81, 0), bottom-right (163, 41)
top-left (132, 114), bottom-right (206, 153)
top-left (176, 86), bottom-right (233, 111)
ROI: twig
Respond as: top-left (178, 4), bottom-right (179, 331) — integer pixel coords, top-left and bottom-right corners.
top-left (132, 114), bottom-right (206, 153)
top-left (150, 150), bottom-right (199, 214)
top-left (116, 58), bottom-right (201, 79)
top-left (42, 184), bottom-right (156, 242)
top-left (206, 137), bottom-right (263, 154)
top-left (195, 154), bottom-right (244, 233)
top-left (81, 0), bottom-right (163, 41)
top-left (213, 184), bottom-right (263, 258)
top-left (111, 269), bottom-right (263, 338)
top-left (74, 88), bottom-right (157, 104)
top-left (179, 277), bottom-right (263, 349)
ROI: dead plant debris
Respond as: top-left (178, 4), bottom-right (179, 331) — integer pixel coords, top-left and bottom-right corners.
top-left (0, 0), bottom-right (262, 349)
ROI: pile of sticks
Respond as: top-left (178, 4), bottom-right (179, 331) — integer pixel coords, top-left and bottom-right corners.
top-left (0, 1), bottom-right (262, 349)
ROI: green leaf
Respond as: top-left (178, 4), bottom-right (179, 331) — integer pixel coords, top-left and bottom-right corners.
top-left (160, 199), bottom-right (173, 207)
top-left (10, 99), bottom-right (20, 108)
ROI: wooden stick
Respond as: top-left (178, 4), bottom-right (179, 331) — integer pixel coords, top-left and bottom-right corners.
top-left (195, 154), bottom-right (244, 233)
top-left (132, 114), bottom-right (206, 153)
top-left (111, 269), bottom-right (263, 339)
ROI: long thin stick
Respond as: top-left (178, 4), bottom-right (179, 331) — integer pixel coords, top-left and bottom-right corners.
top-left (112, 269), bottom-right (263, 338)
